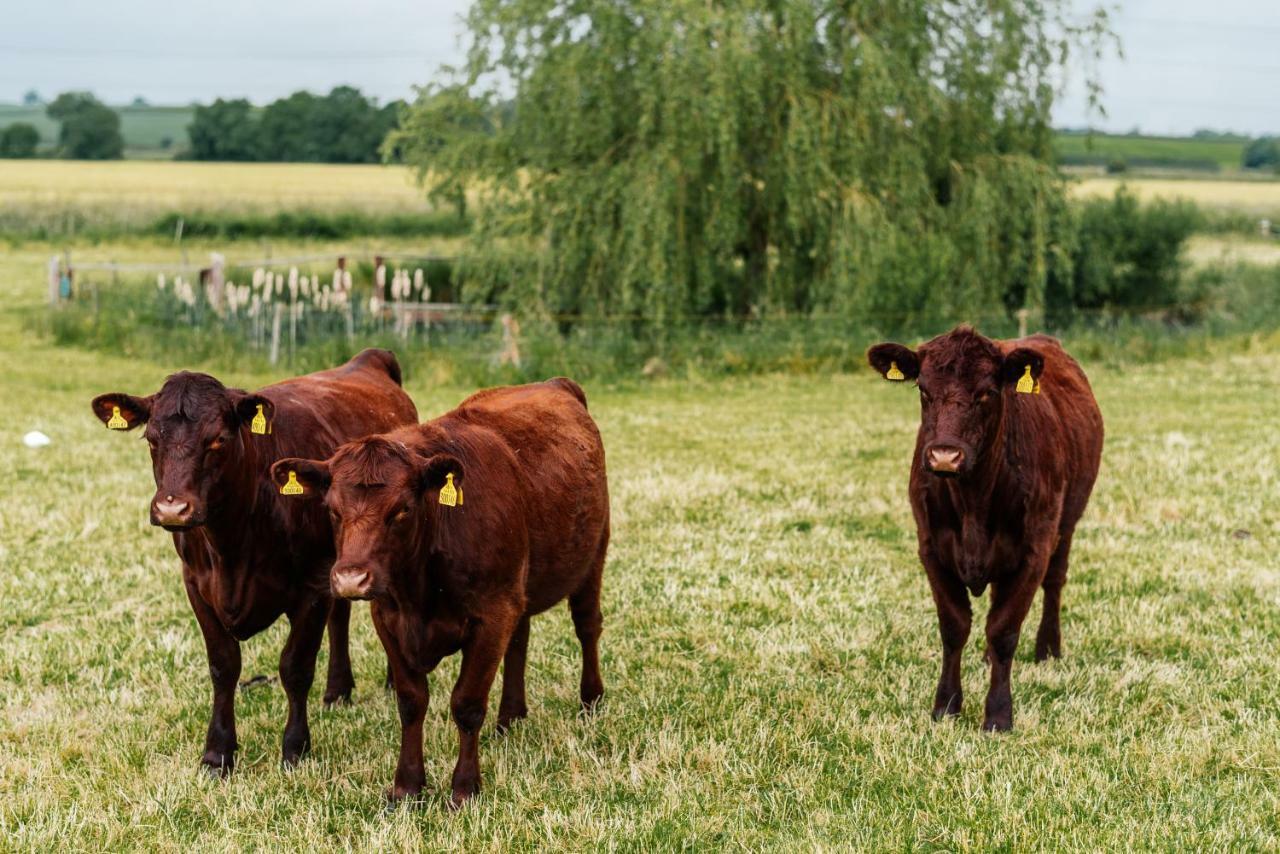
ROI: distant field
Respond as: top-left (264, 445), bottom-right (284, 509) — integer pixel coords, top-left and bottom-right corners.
top-left (1071, 176), bottom-right (1280, 215)
top-left (0, 103), bottom-right (193, 156)
top-left (1053, 132), bottom-right (1247, 172)
top-left (0, 159), bottom-right (427, 212)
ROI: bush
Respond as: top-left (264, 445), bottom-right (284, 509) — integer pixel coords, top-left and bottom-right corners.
top-left (0, 122), bottom-right (39, 158)
top-left (1243, 137), bottom-right (1280, 171)
top-left (1051, 188), bottom-right (1202, 323)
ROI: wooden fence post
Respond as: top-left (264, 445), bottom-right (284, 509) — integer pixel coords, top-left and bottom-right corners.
top-left (47, 256), bottom-right (59, 305)
top-left (1016, 308), bottom-right (1029, 339)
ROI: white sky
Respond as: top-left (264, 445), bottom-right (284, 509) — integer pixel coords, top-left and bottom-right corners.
top-left (1, 1), bottom-right (1277, 136)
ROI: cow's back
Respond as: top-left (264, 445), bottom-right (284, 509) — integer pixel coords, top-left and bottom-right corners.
top-left (256, 349), bottom-right (419, 466)
top-left (447, 379), bottom-right (609, 613)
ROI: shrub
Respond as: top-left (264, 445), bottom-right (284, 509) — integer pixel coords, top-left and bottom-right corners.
top-left (0, 122), bottom-right (40, 158)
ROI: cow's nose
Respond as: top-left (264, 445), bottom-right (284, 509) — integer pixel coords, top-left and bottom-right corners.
top-left (332, 567), bottom-right (373, 600)
top-left (927, 446), bottom-right (965, 474)
top-left (153, 496), bottom-right (194, 527)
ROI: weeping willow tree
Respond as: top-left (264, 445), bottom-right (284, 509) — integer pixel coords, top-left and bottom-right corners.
top-left (396, 0), bottom-right (1111, 328)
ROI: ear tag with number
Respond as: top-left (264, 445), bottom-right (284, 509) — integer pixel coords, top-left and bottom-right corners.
top-left (280, 471), bottom-right (304, 496)
top-left (886, 361), bottom-right (905, 381)
top-left (438, 473), bottom-right (459, 507)
top-left (106, 406), bottom-right (129, 430)
top-left (251, 404), bottom-right (268, 435)
top-left (1016, 365), bottom-right (1035, 395)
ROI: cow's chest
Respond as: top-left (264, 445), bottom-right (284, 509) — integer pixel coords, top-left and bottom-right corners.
top-left (180, 543), bottom-right (297, 639)
top-left (925, 497), bottom-right (1029, 593)
top-left (378, 601), bottom-right (470, 674)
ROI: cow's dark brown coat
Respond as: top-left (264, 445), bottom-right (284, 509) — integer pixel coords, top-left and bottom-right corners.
top-left (272, 378), bottom-right (609, 807)
top-left (91, 349), bottom-right (417, 772)
top-left (868, 326), bottom-right (1103, 731)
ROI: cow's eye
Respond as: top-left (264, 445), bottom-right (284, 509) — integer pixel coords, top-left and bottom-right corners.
top-left (391, 508), bottom-right (410, 525)
top-left (978, 391), bottom-right (993, 404)
top-left (208, 437), bottom-right (225, 451)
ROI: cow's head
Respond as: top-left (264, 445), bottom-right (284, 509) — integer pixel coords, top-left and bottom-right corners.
top-left (92, 373), bottom-right (274, 530)
top-left (868, 326), bottom-right (1043, 478)
top-left (271, 437), bottom-right (463, 600)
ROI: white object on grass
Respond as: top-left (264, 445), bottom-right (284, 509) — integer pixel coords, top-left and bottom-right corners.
top-left (23, 431), bottom-right (51, 448)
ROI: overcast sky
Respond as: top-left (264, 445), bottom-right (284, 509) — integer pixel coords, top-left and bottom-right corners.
top-left (2, 0), bottom-right (1276, 136)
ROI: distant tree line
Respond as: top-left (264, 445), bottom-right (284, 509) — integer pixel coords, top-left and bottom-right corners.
top-left (0, 91), bottom-right (126, 159)
top-left (187, 87), bottom-right (402, 162)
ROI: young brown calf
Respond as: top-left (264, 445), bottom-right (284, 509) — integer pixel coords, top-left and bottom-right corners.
top-left (868, 326), bottom-right (1103, 731)
top-left (272, 377), bottom-right (609, 808)
top-left (92, 349), bottom-right (417, 773)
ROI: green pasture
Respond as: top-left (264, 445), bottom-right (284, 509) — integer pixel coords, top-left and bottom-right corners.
top-left (0, 236), bottom-right (1277, 849)
top-left (1053, 132), bottom-right (1249, 172)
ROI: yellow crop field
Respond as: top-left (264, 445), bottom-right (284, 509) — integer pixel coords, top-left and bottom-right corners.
top-left (1072, 176), bottom-right (1280, 214)
top-left (0, 160), bottom-right (431, 214)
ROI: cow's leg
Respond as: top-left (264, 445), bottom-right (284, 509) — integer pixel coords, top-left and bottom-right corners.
top-left (983, 554), bottom-right (1050, 732)
top-left (497, 615), bottom-right (530, 733)
top-left (449, 603), bottom-right (519, 808)
top-left (569, 571), bottom-right (605, 710)
top-left (1035, 531), bottom-right (1073, 662)
top-left (923, 553), bottom-right (971, 720)
top-left (323, 597), bottom-right (356, 706)
top-left (186, 585), bottom-right (241, 776)
top-left (376, 611), bottom-right (430, 803)
top-left (279, 595), bottom-right (328, 766)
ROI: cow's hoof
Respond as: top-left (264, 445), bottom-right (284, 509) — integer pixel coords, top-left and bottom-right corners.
top-left (982, 715), bottom-right (1013, 733)
top-left (200, 758), bottom-right (233, 779)
top-left (323, 690), bottom-right (354, 708)
top-left (385, 785), bottom-right (426, 811)
top-left (932, 692), bottom-right (962, 720)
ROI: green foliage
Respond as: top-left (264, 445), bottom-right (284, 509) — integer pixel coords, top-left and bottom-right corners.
top-left (1055, 188), bottom-right (1202, 322)
top-left (402, 0), bottom-right (1112, 327)
top-left (46, 92), bottom-right (124, 160)
top-left (187, 87), bottom-right (402, 163)
top-left (188, 99), bottom-right (260, 161)
top-left (1242, 136), bottom-right (1280, 172)
top-left (0, 121), bottom-right (39, 158)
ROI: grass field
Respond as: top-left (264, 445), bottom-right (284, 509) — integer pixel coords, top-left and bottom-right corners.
top-left (1053, 132), bottom-right (1248, 172)
top-left (0, 103), bottom-right (194, 157)
top-left (2, 233), bottom-right (1279, 848)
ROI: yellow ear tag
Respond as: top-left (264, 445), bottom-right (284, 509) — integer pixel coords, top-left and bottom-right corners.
top-left (886, 361), bottom-right (905, 381)
top-left (1033, 378), bottom-right (1042, 395)
top-left (1016, 365), bottom-right (1035, 394)
top-left (438, 473), bottom-right (459, 508)
top-left (280, 471), bottom-right (304, 496)
top-left (106, 406), bottom-right (129, 430)
top-left (250, 404), bottom-right (268, 435)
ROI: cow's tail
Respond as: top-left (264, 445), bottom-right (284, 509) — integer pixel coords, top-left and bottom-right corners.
top-left (549, 377), bottom-right (588, 408)
top-left (352, 348), bottom-right (404, 387)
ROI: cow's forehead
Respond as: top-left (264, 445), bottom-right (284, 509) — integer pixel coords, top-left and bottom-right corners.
top-left (152, 373), bottom-right (232, 422)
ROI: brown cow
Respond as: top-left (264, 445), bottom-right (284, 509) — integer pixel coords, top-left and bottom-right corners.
top-left (91, 349), bottom-right (418, 773)
top-left (271, 378), bottom-right (609, 807)
top-left (868, 326), bottom-right (1103, 731)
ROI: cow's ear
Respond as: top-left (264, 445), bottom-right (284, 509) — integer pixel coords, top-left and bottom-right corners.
top-left (91, 393), bottom-right (152, 431)
top-left (1000, 347), bottom-right (1045, 387)
top-left (270, 458), bottom-right (330, 498)
top-left (867, 343), bottom-right (920, 382)
top-left (416, 454), bottom-right (464, 495)
top-left (230, 391), bottom-right (275, 434)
